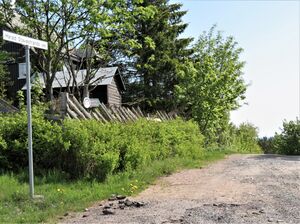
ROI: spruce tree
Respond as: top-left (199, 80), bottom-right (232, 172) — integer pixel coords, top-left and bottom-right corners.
top-left (121, 0), bottom-right (193, 111)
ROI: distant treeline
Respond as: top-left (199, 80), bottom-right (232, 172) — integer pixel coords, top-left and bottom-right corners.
top-left (258, 118), bottom-right (300, 155)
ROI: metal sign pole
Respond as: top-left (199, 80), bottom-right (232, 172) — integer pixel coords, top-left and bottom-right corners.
top-left (25, 45), bottom-right (34, 198)
top-left (3, 30), bottom-right (48, 199)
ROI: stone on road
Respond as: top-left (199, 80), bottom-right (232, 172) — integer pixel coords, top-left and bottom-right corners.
top-left (62, 154), bottom-right (300, 224)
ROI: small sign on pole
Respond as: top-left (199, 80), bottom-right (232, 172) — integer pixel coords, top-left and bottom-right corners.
top-left (3, 30), bottom-right (48, 199)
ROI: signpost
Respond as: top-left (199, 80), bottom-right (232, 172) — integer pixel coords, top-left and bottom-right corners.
top-left (3, 31), bottom-right (48, 199)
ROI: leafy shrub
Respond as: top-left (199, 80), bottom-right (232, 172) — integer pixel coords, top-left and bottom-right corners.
top-left (62, 119), bottom-right (204, 179)
top-left (258, 137), bottom-right (275, 154)
top-left (233, 123), bottom-right (261, 153)
top-left (213, 122), bottom-right (261, 153)
top-left (0, 109), bottom-right (204, 180)
top-left (273, 119), bottom-right (300, 155)
top-left (0, 106), bottom-right (69, 172)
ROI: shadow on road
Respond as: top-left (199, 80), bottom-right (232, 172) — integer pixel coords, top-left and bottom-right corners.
top-left (249, 154), bottom-right (300, 162)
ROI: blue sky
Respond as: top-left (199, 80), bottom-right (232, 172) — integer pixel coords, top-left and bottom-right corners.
top-left (171, 0), bottom-right (300, 137)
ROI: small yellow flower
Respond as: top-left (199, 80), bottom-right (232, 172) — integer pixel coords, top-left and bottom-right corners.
top-left (57, 188), bottom-right (61, 192)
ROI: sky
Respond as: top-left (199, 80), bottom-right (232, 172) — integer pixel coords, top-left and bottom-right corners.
top-left (171, 0), bottom-right (300, 137)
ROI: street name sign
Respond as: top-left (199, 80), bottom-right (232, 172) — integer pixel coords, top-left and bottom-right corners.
top-left (3, 30), bottom-right (48, 50)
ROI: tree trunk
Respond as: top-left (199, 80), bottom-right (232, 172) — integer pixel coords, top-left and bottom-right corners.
top-left (83, 84), bottom-right (90, 99)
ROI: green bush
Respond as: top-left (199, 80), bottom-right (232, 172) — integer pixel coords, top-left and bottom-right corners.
top-left (0, 107), bottom-right (69, 172)
top-left (273, 119), bottom-right (300, 155)
top-left (0, 109), bottom-right (204, 180)
top-left (212, 122), bottom-right (261, 153)
top-left (258, 137), bottom-right (275, 154)
top-left (62, 119), bottom-right (204, 179)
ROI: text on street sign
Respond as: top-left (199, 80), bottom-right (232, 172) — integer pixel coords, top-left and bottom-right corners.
top-left (3, 30), bottom-right (48, 50)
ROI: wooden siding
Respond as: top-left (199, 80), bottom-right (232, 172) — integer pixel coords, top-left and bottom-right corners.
top-left (1, 27), bottom-right (26, 101)
top-left (107, 77), bottom-right (122, 106)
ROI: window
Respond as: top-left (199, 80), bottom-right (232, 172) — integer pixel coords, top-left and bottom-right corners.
top-left (18, 63), bottom-right (26, 79)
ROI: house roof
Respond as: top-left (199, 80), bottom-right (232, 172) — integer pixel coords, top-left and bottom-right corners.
top-left (22, 67), bottom-right (126, 91)
top-left (0, 99), bottom-right (18, 113)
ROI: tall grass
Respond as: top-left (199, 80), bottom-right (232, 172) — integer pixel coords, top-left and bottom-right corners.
top-left (0, 150), bottom-right (229, 223)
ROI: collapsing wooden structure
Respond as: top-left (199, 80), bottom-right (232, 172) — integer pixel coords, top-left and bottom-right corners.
top-left (57, 92), bottom-right (175, 123)
top-left (0, 99), bottom-right (18, 113)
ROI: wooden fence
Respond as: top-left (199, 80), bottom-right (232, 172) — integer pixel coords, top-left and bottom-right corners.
top-left (0, 99), bottom-right (18, 113)
top-left (57, 92), bottom-right (175, 123)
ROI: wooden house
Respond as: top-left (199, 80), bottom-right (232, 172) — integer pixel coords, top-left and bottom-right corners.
top-left (22, 67), bottom-right (126, 107)
top-left (1, 28), bottom-right (126, 107)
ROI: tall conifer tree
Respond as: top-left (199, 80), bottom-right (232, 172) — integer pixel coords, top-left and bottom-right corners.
top-left (121, 0), bottom-right (193, 111)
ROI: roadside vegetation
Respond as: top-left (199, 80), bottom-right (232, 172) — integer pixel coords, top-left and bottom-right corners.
top-left (259, 118), bottom-right (300, 155)
top-left (0, 106), bottom-right (261, 223)
top-left (0, 0), bottom-right (264, 223)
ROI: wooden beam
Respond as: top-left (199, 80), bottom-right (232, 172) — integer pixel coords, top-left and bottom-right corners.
top-left (69, 95), bottom-right (92, 119)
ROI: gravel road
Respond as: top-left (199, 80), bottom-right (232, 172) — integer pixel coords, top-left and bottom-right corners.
top-left (62, 154), bottom-right (300, 224)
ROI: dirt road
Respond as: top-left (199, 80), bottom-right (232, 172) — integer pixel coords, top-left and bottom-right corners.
top-left (63, 154), bottom-right (300, 224)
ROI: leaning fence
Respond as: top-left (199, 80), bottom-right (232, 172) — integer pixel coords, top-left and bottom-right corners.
top-left (56, 92), bottom-right (176, 123)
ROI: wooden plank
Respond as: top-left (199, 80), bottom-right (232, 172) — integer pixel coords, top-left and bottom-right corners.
top-left (156, 111), bottom-right (164, 120)
top-left (131, 107), bottom-right (142, 118)
top-left (126, 107), bottom-right (138, 120)
top-left (119, 107), bottom-right (133, 122)
top-left (70, 95), bottom-right (93, 119)
top-left (137, 106), bottom-right (144, 117)
top-left (163, 111), bottom-right (171, 120)
top-left (94, 108), bottom-right (108, 123)
top-left (124, 107), bottom-right (136, 121)
top-left (66, 104), bottom-right (79, 119)
top-left (107, 78), bottom-right (122, 107)
top-left (99, 103), bottom-right (114, 121)
top-left (111, 106), bottom-right (125, 122)
top-left (91, 111), bottom-right (100, 121)
top-left (159, 111), bottom-right (167, 120)
top-left (67, 97), bottom-right (87, 119)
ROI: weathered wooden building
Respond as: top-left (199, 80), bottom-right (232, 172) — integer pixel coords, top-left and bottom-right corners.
top-left (1, 27), bottom-right (126, 107)
top-left (22, 67), bottom-right (126, 107)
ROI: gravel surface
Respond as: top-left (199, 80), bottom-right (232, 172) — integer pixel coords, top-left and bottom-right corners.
top-left (61, 154), bottom-right (300, 224)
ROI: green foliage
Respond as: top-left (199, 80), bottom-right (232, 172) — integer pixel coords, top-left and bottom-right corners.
top-left (16, 90), bottom-right (25, 108)
top-left (273, 118), bottom-right (300, 155)
top-left (258, 136), bottom-right (275, 154)
top-left (0, 49), bottom-right (11, 99)
top-left (0, 107), bottom-right (69, 172)
top-left (230, 123), bottom-right (261, 153)
top-left (176, 25), bottom-right (247, 144)
top-left (31, 77), bottom-right (45, 105)
top-left (120, 1), bottom-right (193, 110)
top-left (208, 122), bottom-right (261, 154)
top-left (0, 150), bottom-right (228, 223)
top-left (0, 110), bottom-right (204, 180)
top-left (62, 118), bottom-right (204, 180)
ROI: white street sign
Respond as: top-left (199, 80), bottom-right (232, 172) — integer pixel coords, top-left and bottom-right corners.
top-left (2, 30), bottom-right (48, 199)
top-left (3, 30), bottom-right (48, 50)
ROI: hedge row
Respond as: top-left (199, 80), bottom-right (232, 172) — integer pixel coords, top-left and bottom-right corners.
top-left (0, 108), bottom-right (204, 180)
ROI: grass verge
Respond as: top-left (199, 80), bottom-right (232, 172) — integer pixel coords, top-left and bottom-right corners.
top-left (0, 150), bottom-right (231, 223)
